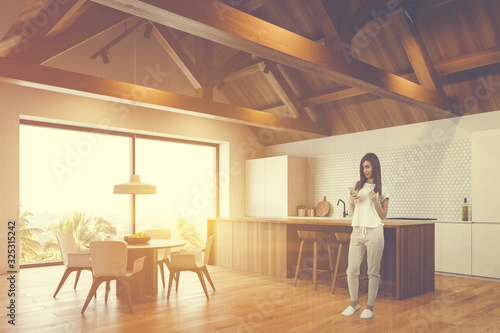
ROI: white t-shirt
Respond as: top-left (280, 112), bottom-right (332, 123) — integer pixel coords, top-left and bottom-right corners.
top-left (351, 182), bottom-right (389, 228)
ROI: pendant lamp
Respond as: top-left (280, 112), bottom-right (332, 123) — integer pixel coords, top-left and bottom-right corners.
top-left (113, 174), bottom-right (156, 194)
top-left (112, 20), bottom-right (156, 196)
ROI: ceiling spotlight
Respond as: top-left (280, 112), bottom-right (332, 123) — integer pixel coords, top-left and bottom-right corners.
top-left (100, 51), bottom-right (110, 64)
top-left (403, 8), bottom-right (418, 24)
top-left (144, 22), bottom-right (153, 39)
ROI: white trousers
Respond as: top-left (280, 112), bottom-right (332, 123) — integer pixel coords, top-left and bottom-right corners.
top-left (346, 225), bottom-right (384, 306)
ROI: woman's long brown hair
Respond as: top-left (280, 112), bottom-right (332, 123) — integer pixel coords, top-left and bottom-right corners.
top-left (355, 153), bottom-right (382, 198)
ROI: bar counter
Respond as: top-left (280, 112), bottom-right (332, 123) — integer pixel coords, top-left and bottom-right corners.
top-left (208, 217), bottom-right (435, 300)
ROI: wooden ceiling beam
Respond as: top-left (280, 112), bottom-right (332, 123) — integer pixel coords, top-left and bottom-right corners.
top-left (195, 38), bottom-right (214, 100)
top-left (392, 10), bottom-right (445, 94)
top-left (7, 4), bottom-right (131, 64)
top-left (259, 61), bottom-right (314, 121)
top-left (211, 51), bottom-right (255, 86)
top-left (0, 57), bottom-right (329, 137)
top-left (436, 45), bottom-right (500, 75)
top-left (301, 85), bottom-right (366, 107)
top-left (90, 0), bottom-right (457, 118)
top-left (152, 24), bottom-right (201, 89)
top-left (45, 0), bottom-right (89, 37)
top-left (236, 0), bottom-right (274, 13)
top-left (300, 46), bottom-right (500, 107)
top-left (223, 60), bottom-right (263, 82)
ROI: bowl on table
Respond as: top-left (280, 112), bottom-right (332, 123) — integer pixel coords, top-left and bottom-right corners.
top-left (123, 235), bottom-right (151, 244)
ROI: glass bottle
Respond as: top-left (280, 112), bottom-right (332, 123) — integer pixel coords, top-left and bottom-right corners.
top-left (461, 198), bottom-right (470, 221)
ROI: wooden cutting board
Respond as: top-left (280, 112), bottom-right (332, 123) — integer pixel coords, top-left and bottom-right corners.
top-left (315, 196), bottom-right (330, 217)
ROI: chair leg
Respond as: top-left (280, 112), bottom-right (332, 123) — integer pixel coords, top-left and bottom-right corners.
top-left (202, 266), bottom-right (215, 291)
top-left (175, 271), bottom-right (180, 292)
top-left (158, 262), bottom-right (166, 288)
top-left (313, 241), bottom-right (318, 291)
top-left (294, 240), bottom-right (305, 287)
top-left (123, 280), bottom-right (133, 313)
top-left (81, 277), bottom-right (104, 314)
top-left (53, 267), bottom-right (73, 298)
top-left (167, 269), bottom-right (176, 299)
top-left (105, 280), bottom-right (111, 303)
top-left (74, 270), bottom-right (82, 289)
top-left (124, 280), bottom-right (134, 313)
top-left (332, 244), bottom-right (343, 294)
top-left (196, 269), bottom-right (210, 300)
top-left (135, 273), bottom-right (145, 302)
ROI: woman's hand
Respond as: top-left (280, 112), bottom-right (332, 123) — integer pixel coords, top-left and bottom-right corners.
top-left (369, 190), bottom-right (378, 203)
top-left (349, 190), bottom-right (359, 204)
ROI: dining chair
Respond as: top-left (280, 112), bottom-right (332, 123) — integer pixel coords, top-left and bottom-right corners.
top-left (145, 229), bottom-right (172, 288)
top-left (167, 234), bottom-right (216, 300)
top-left (81, 241), bottom-right (146, 314)
top-left (53, 233), bottom-right (92, 298)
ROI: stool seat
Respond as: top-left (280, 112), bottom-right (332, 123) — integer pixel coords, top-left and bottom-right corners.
top-left (297, 230), bottom-right (330, 242)
top-left (294, 231), bottom-right (334, 291)
top-left (335, 232), bottom-right (351, 244)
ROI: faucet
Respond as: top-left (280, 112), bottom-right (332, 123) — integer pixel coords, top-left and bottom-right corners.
top-left (337, 199), bottom-right (348, 218)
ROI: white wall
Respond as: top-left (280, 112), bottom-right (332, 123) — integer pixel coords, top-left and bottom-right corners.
top-left (0, 83), bottom-right (263, 274)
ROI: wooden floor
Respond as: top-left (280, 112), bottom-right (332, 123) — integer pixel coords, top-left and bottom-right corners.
top-left (1, 265), bottom-right (500, 332)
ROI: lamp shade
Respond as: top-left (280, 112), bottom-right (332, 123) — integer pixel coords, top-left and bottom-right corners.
top-left (113, 175), bottom-right (157, 194)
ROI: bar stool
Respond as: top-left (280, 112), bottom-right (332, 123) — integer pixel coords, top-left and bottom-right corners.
top-left (332, 232), bottom-right (368, 294)
top-left (294, 230), bottom-right (334, 291)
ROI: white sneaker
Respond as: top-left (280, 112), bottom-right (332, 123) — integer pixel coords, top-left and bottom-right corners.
top-left (341, 304), bottom-right (361, 316)
top-left (360, 309), bottom-right (374, 319)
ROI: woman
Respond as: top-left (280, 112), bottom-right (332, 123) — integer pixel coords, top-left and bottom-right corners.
top-left (341, 153), bottom-right (389, 319)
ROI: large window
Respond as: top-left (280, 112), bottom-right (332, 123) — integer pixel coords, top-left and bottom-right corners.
top-left (135, 137), bottom-right (216, 248)
top-left (19, 121), bottom-right (217, 264)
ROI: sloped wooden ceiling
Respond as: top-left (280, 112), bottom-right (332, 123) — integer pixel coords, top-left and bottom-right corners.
top-left (1, 0), bottom-right (500, 145)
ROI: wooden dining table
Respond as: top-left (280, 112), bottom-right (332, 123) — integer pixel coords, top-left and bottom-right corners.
top-left (121, 239), bottom-right (186, 300)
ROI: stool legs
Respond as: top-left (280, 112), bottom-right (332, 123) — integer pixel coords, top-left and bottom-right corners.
top-left (332, 243), bottom-right (344, 294)
top-left (327, 241), bottom-right (335, 291)
top-left (294, 240), bottom-right (305, 287)
top-left (294, 238), bottom-right (335, 291)
top-left (313, 241), bottom-right (317, 290)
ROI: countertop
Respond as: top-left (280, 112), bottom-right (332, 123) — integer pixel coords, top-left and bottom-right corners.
top-left (207, 216), bottom-right (437, 227)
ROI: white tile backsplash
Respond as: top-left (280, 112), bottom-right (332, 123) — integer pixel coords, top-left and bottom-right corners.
top-left (306, 140), bottom-right (472, 221)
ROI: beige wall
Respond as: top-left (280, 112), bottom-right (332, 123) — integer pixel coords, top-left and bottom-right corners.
top-left (0, 82), bottom-right (264, 274)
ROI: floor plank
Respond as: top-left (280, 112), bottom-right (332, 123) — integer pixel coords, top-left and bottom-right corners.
top-left (1, 265), bottom-right (500, 332)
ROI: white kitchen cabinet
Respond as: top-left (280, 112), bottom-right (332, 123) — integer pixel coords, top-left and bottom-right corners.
top-left (472, 129), bottom-right (500, 222)
top-left (435, 222), bottom-right (471, 275)
top-left (245, 155), bottom-right (305, 217)
top-left (472, 223), bottom-right (500, 278)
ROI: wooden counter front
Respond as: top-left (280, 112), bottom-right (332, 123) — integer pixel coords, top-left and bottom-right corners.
top-left (207, 217), bottom-right (435, 300)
